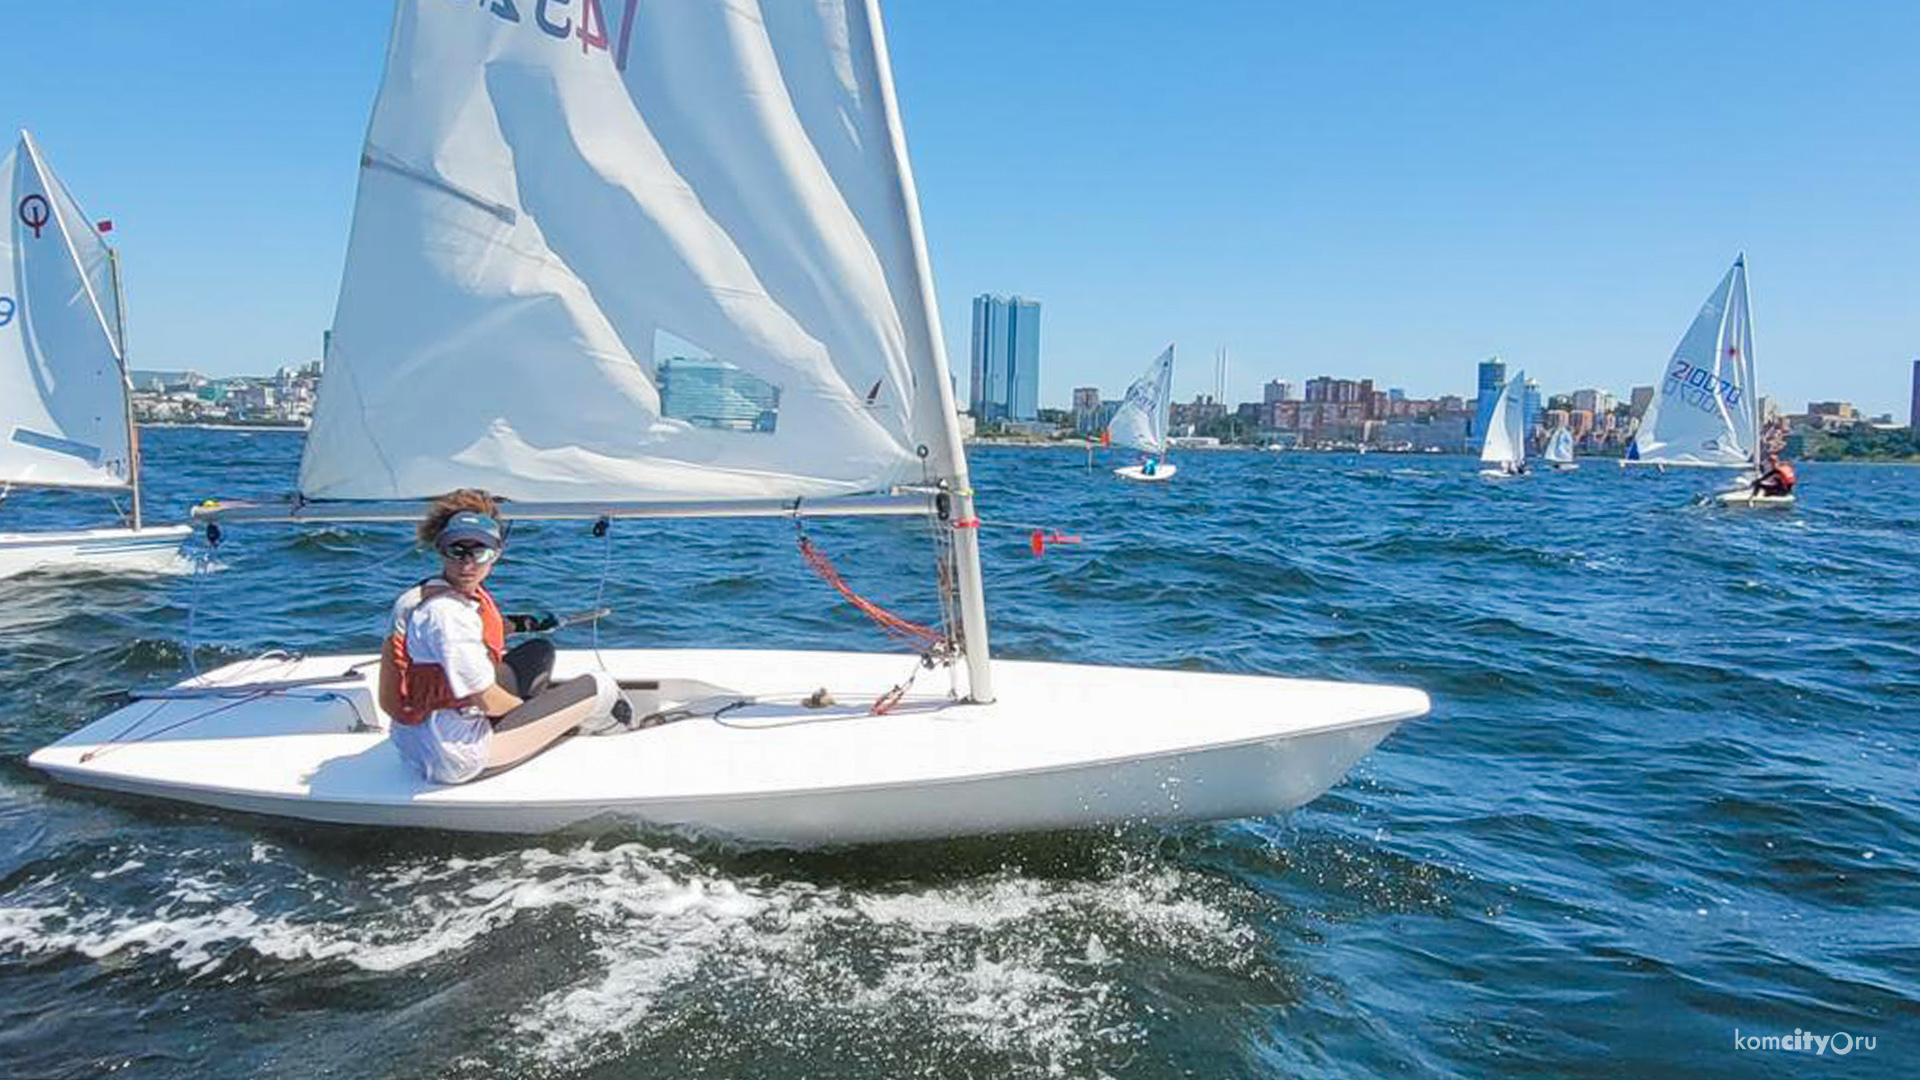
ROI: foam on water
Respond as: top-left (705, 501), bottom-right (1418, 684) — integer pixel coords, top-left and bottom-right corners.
top-left (5, 433), bottom-right (1920, 1079)
top-left (0, 828), bottom-right (1260, 1076)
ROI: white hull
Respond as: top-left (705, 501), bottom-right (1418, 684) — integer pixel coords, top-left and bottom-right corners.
top-left (1114, 464), bottom-right (1177, 482)
top-left (1715, 490), bottom-right (1795, 509)
top-left (0, 525), bottom-right (193, 580)
top-left (29, 649), bottom-right (1426, 846)
top-left (1478, 468), bottom-right (1526, 478)
top-left (1551, 463), bottom-right (1579, 472)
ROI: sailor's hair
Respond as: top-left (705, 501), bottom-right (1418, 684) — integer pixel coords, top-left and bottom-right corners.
top-left (418, 489), bottom-right (500, 548)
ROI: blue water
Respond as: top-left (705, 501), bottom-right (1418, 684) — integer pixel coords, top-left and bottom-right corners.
top-left (1, 428), bottom-right (1915, 1078)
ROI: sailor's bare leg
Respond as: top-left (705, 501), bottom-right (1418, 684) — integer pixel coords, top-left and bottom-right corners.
top-left (480, 672), bottom-right (617, 776)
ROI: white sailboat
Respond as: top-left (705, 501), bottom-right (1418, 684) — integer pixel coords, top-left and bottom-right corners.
top-left (30, 1), bottom-right (1426, 845)
top-left (1620, 256), bottom-right (1789, 506)
top-left (1478, 370), bottom-right (1528, 477)
top-left (1109, 345), bottom-right (1177, 482)
top-left (0, 133), bottom-right (190, 578)
top-left (1624, 259), bottom-right (1758, 460)
top-left (1544, 427), bottom-right (1578, 471)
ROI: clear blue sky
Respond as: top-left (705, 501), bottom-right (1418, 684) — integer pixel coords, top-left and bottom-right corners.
top-left (5, 1), bottom-right (1915, 414)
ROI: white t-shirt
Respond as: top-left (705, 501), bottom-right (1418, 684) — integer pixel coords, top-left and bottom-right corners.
top-left (388, 588), bottom-right (498, 784)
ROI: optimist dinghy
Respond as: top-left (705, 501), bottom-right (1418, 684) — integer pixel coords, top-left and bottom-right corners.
top-left (29, 0), bottom-right (1426, 844)
top-left (0, 132), bottom-right (190, 577)
top-left (1544, 427), bottom-right (1578, 471)
top-left (1109, 346), bottom-right (1178, 482)
top-left (1477, 370), bottom-right (1529, 478)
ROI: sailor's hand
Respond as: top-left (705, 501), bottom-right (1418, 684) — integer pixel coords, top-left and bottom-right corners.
top-left (506, 610), bottom-right (560, 634)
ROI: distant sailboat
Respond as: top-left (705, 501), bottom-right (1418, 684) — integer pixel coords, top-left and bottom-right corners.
top-left (0, 132), bottom-right (190, 578)
top-left (1110, 345), bottom-right (1177, 482)
top-left (1627, 257), bottom-right (1762, 469)
top-left (1545, 427), bottom-right (1578, 471)
top-left (1478, 370), bottom-right (1528, 477)
top-left (1623, 256), bottom-right (1790, 506)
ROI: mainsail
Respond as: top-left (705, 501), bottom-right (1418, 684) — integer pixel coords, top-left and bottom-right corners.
top-left (1479, 371), bottom-right (1526, 467)
top-left (301, 0), bottom-right (965, 503)
top-left (0, 132), bottom-right (133, 490)
top-left (1107, 346), bottom-right (1174, 455)
top-left (1545, 427), bottom-right (1574, 464)
top-left (1628, 257), bottom-right (1757, 468)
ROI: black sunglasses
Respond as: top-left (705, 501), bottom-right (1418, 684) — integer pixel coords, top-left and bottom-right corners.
top-left (440, 541), bottom-right (500, 565)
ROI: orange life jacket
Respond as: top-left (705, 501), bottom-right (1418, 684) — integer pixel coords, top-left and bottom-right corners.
top-left (1774, 460), bottom-right (1797, 487)
top-left (380, 580), bottom-right (505, 725)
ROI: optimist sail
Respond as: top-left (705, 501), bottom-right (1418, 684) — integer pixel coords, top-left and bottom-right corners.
top-left (1628, 257), bottom-right (1758, 468)
top-left (0, 132), bottom-right (133, 490)
top-left (300, 0), bottom-right (965, 503)
top-left (1106, 346), bottom-right (1174, 455)
top-left (1545, 427), bottom-right (1574, 464)
top-left (1479, 371), bottom-right (1526, 467)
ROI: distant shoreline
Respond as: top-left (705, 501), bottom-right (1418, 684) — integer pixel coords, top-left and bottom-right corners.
top-left (139, 422), bottom-right (308, 434)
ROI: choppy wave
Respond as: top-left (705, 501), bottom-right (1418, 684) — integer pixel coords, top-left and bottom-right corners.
top-left (2, 432), bottom-right (1917, 1078)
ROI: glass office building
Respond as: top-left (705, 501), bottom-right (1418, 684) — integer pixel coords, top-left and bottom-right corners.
top-left (969, 294), bottom-right (1041, 422)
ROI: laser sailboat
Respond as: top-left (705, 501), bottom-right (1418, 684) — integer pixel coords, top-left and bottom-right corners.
top-left (30, 0), bottom-right (1426, 844)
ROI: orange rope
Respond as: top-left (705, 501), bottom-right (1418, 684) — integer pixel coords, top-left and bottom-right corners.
top-left (797, 531), bottom-right (946, 652)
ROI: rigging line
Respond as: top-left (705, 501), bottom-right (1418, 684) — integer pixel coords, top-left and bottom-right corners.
top-left (590, 516), bottom-right (613, 676)
top-left (794, 517), bottom-right (944, 653)
top-left (918, 452), bottom-right (960, 665)
top-left (183, 545), bottom-right (213, 676)
top-left (81, 691), bottom-right (269, 762)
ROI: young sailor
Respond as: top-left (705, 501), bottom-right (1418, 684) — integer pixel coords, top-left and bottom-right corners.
top-left (1750, 454), bottom-right (1797, 497)
top-left (380, 490), bottom-right (620, 783)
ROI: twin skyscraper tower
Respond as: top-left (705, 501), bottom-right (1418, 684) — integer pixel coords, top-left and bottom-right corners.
top-left (968, 294), bottom-right (1041, 423)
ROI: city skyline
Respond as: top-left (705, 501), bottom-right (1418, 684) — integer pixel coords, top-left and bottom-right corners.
top-left (2, 3), bottom-right (1914, 414)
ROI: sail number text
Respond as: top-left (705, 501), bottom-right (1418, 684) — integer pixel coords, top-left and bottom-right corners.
top-left (0, 296), bottom-right (13, 327)
top-left (1663, 358), bottom-right (1742, 414)
top-left (459, 0), bottom-right (640, 71)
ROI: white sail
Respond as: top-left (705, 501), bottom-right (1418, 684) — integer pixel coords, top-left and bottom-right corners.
top-left (1628, 257), bottom-right (1757, 468)
top-left (301, 0), bottom-right (963, 503)
top-left (1545, 427), bottom-right (1574, 464)
top-left (1479, 370), bottom-right (1525, 466)
top-left (1106, 345), bottom-right (1174, 455)
top-left (0, 132), bottom-right (132, 490)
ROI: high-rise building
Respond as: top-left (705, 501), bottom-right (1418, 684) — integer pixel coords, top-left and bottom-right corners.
top-left (1629, 385), bottom-right (1655, 416)
top-left (1264, 380), bottom-right (1293, 405)
top-left (1523, 378), bottom-right (1543, 438)
top-left (1910, 359), bottom-right (1920, 445)
top-left (968, 294), bottom-right (1041, 422)
top-left (1473, 357), bottom-right (1507, 441)
top-left (1071, 386), bottom-right (1102, 434)
top-left (1570, 388), bottom-right (1614, 415)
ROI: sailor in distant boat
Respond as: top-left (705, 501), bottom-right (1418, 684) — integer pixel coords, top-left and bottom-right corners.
top-left (1142, 456), bottom-right (1159, 477)
top-left (379, 491), bottom-right (621, 784)
top-left (1749, 454), bottom-right (1797, 498)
